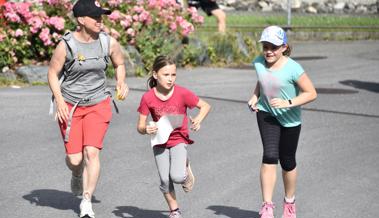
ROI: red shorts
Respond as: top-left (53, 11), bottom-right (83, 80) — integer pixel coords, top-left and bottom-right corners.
top-left (59, 98), bottom-right (112, 154)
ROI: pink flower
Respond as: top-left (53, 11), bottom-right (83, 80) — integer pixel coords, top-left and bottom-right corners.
top-left (37, 11), bottom-right (48, 18)
top-left (120, 19), bottom-right (131, 28)
top-left (108, 0), bottom-right (123, 7)
top-left (175, 16), bottom-right (185, 24)
top-left (3, 3), bottom-right (21, 23)
top-left (164, 14), bottom-right (175, 22)
top-left (48, 0), bottom-right (61, 5)
top-left (4, 12), bottom-right (21, 23)
top-left (125, 15), bottom-right (133, 23)
top-left (181, 25), bottom-right (194, 36)
top-left (169, 22), bottom-right (177, 31)
top-left (132, 14), bottom-right (139, 22)
top-left (193, 15), bottom-right (204, 24)
top-left (138, 11), bottom-right (150, 23)
top-left (48, 16), bottom-right (65, 31)
top-left (147, 0), bottom-right (158, 9)
top-left (15, 2), bottom-right (32, 17)
top-left (28, 16), bottom-right (44, 33)
top-left (187, 7), bottom-right (204, 24)
top-left (3, 2), bottom-right (14, 12)
top-left (40, 0), bottom-right (71, 7)
top-left (133, 6), bottom-right (144, 14)
top-left (176, 18), bottom-right (194, 36)
top-left (15, 29), bottom-right (24, 37)
top-left (126, 28), bottom-right (135, 37)
top-left (39, 28), bottom-right (52, 46)
top-left (109, 10), bottom-right (122, 22)
top-left (187, 6), bottom-right (197, 14)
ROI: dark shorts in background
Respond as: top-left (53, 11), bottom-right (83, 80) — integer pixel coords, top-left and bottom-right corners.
top-left (188, 0), bottom-right (219, 16)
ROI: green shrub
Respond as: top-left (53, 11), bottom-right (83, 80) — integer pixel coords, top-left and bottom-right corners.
top-left (205, 32), bottom-right (259, 66)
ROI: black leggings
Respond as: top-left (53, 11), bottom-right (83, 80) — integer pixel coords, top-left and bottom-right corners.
top-left (257, 111), bottom-right (301, 171)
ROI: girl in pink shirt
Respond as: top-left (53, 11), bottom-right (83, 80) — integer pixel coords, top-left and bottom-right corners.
top-left (137, 55), bottom-right (211, 218)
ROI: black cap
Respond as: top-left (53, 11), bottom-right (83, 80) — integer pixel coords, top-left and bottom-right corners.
top-left (73, 0), bottom-right (111, 18)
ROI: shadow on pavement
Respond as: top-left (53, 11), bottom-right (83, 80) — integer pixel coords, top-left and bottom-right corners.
top-left (340, 80), bottom-right (379, 93)
top-left (22, 189), bottom-right (100, 215)
top-left (112, 206), bottom-right (167, 218)
top-left (292, 56), bottom-right (327, 61)
top-left (207, 205), bottom-right (259, 218)
top-left (315, 87), bottom-right (358, 94)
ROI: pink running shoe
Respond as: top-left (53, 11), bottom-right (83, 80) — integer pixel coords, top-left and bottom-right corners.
top-left (259, 202), bottom-right (275, 218)
top-left (282, 201), bottom-right (296, 218)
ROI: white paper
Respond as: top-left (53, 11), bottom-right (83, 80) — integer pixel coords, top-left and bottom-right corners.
top-left (150, 115), bottom-right (183, 147)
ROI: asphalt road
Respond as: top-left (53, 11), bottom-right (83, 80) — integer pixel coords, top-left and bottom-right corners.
top-left (1, 40), bottom-right (378, 218)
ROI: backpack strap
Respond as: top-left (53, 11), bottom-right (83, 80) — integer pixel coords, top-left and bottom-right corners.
top-left (99, 31), bottom-right (111, 64)
top-left (49, 32), bottom-right (76, 115)
top-left (61, 31), bottom-right (78, 73)
top-left (98, 32), bottom-right (120, 116)
top-left (61, 31), bottom-right (76, 58)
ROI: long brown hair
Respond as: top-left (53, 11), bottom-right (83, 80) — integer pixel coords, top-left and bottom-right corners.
top-left (147, 55), bottom-right (175, 89)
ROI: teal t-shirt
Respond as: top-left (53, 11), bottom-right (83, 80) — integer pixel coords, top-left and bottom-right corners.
top-left (253, 56), bottom-right (304, 127)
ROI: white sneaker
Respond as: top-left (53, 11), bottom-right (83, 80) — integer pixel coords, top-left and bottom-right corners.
top-left (169, 210), bottom-right (183, 218)
top-left (80, 198), bottom-right (95, 218)
top-left (71, 174), bottom-right (83, 196)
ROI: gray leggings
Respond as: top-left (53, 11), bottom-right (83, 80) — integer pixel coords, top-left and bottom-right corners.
top-left (153, 143), bottom-right (188, 193)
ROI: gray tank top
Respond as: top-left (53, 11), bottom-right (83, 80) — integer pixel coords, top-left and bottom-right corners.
top-left (61, 35), bottom-right (109, 106)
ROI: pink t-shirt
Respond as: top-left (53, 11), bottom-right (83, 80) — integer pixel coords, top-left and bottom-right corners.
top-left (138, 85), bottom-right (199, 147)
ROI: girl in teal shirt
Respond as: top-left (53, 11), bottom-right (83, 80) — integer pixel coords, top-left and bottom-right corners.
top-left (248, 26), bottom-right (317, 218)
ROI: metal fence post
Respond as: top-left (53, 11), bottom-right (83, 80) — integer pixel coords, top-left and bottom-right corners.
top-left (287, 0), bottom-right (292, 29)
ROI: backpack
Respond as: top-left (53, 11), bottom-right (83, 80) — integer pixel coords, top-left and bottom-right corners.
top-left (60, 31), bottom-right (110, 80)
top-left (49, 31), bottom-right (114, 115)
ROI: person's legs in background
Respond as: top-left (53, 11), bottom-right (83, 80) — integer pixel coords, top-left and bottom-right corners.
top-left (200, 0), bottom-right (226, 33)
top-left (211, 8), bottom-right (226, 33)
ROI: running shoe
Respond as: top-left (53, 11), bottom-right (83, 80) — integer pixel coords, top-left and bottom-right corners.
top-left (259, 202), bottom-right (275, 218)
top-left (80, 198), bottom-right (95, 218)
top-left (169, 210), bottom-right (183, 218)
top-left (182, 161), bottom-right (195, 193)
top-left (282, 201), bottom-right (296, 218)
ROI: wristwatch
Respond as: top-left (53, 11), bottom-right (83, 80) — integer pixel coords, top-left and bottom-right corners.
top-left (288, 99), bottom-right (292, 105)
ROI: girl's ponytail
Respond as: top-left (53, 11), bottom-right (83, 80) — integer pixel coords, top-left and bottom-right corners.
top-left (147, 76), bottom-right (157, 89)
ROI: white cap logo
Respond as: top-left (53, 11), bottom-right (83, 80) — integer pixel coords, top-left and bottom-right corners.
top-left (95, 0), bottom-right (100, 7)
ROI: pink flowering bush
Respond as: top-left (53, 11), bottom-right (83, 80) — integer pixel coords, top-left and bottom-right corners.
top-left (0, 0), bottom-right (74, 70)
top-left (103, 0), bottom-right (204, 72)
top-left (0, 0), bottom-right (203, 74)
